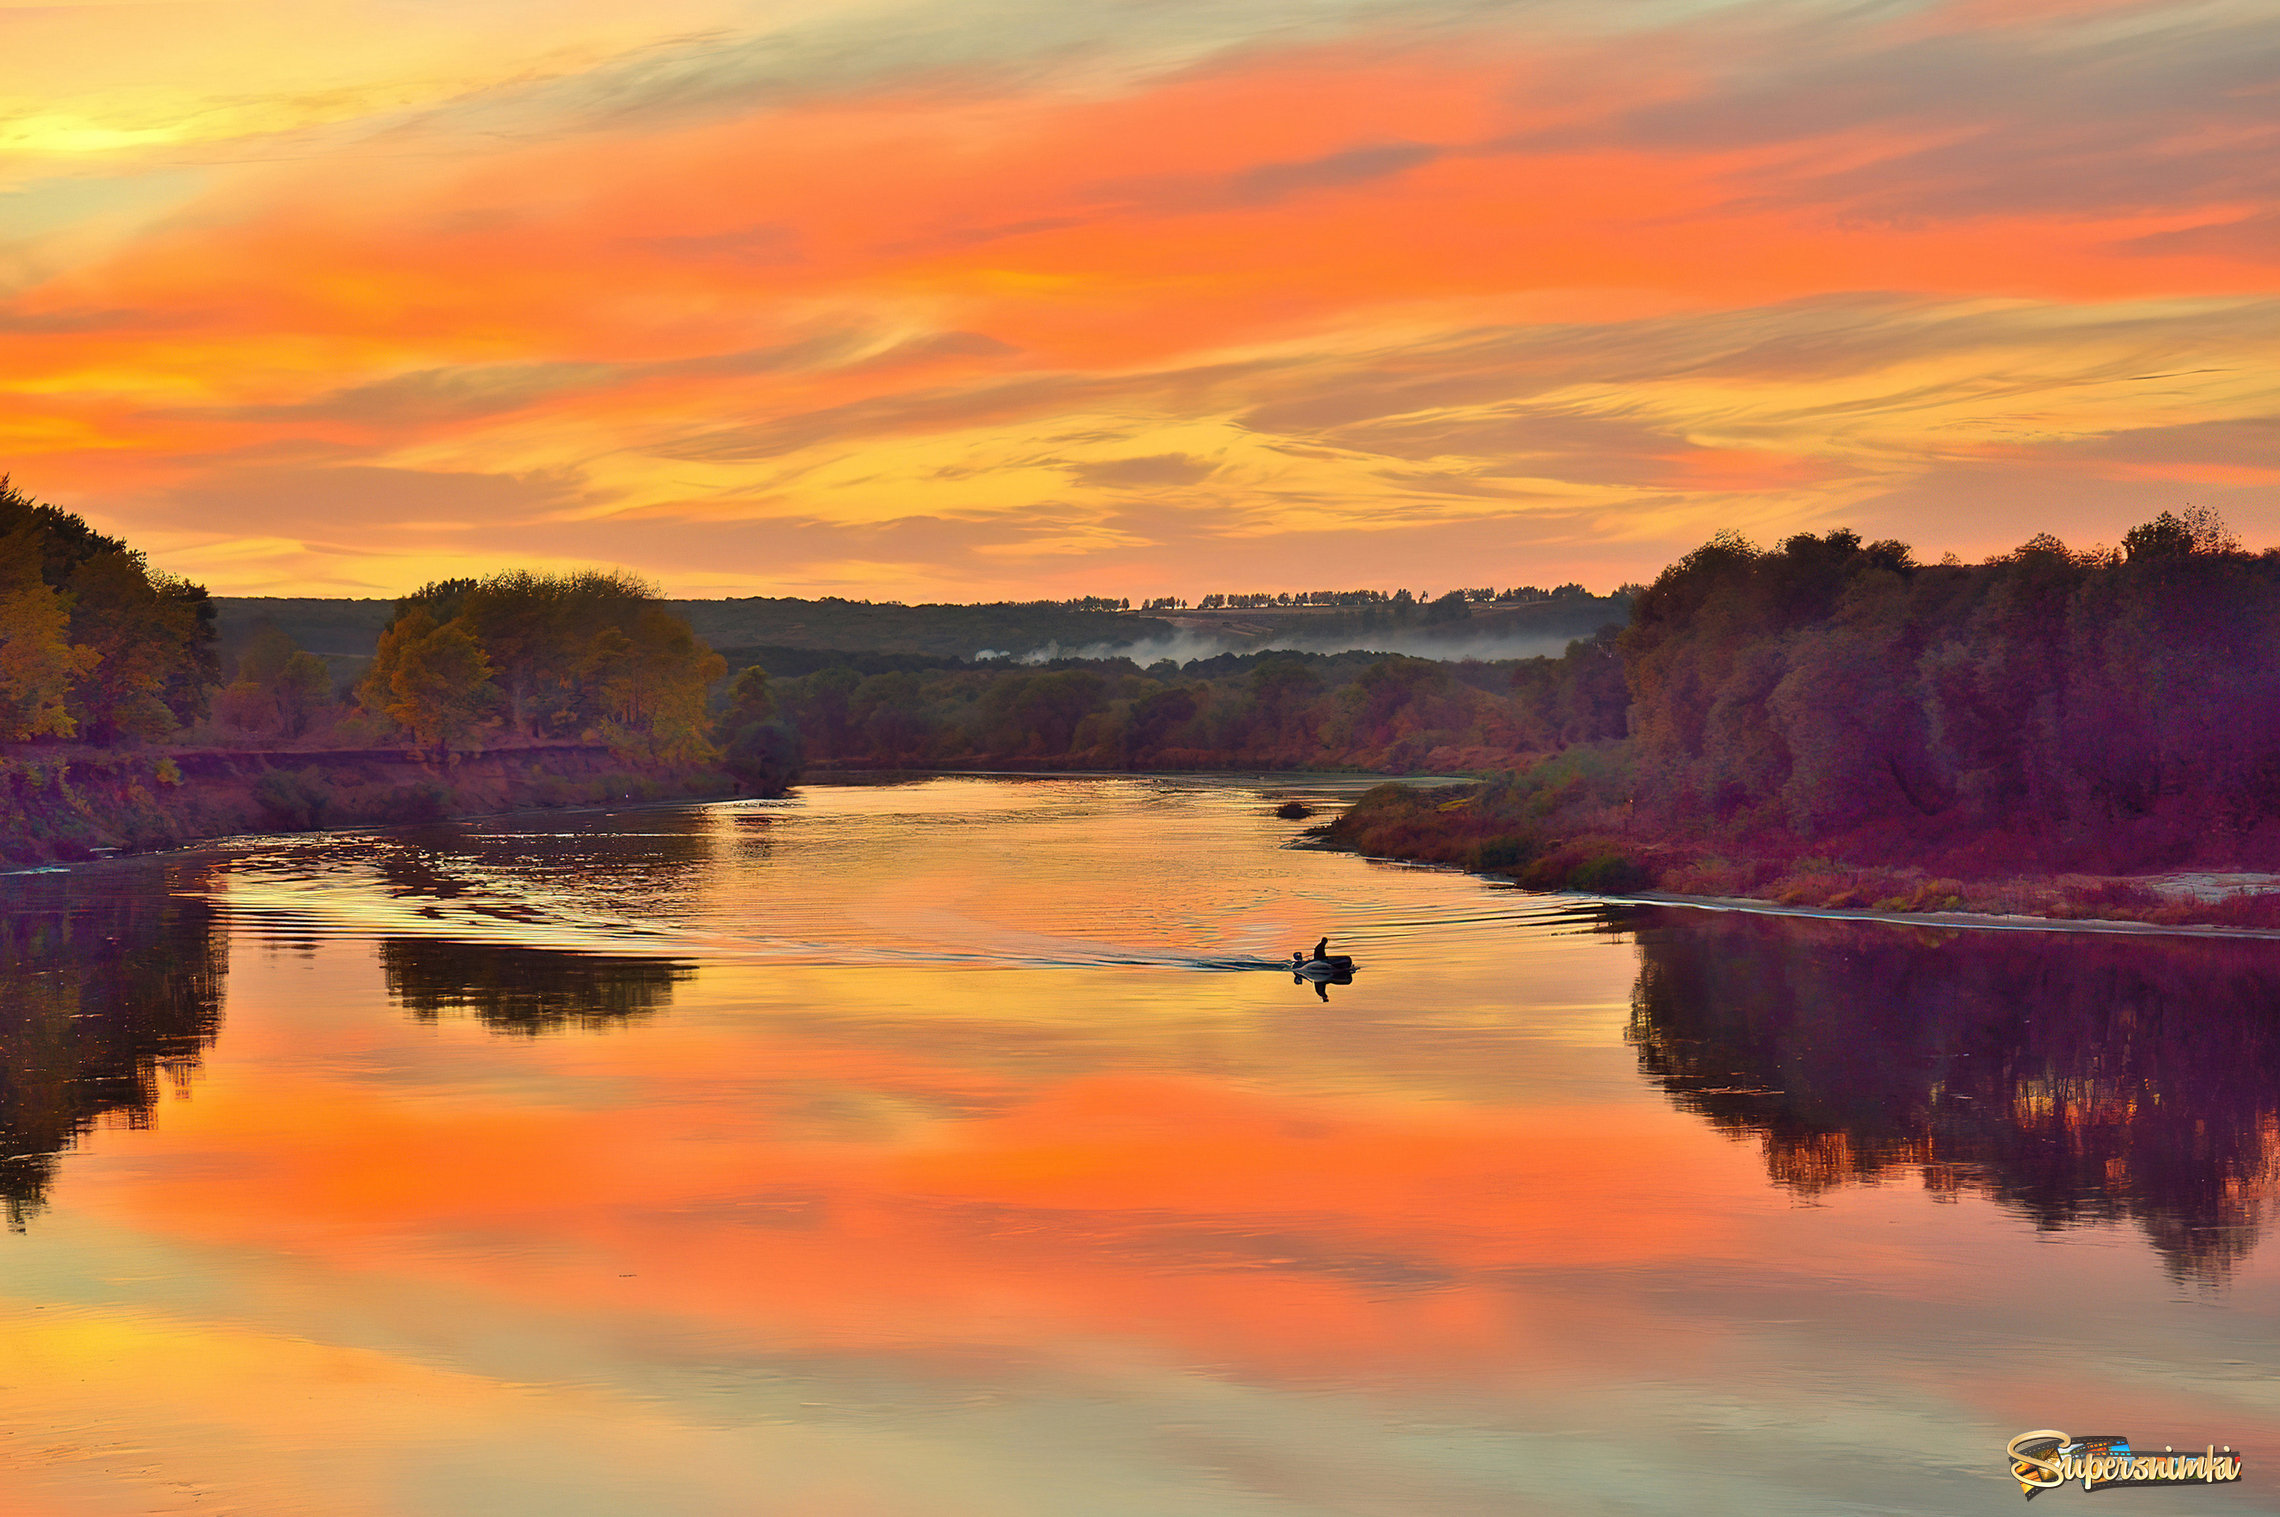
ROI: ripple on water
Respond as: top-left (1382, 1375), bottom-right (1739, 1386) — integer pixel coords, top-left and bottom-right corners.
top-left (194, 776), bottom-right (1602, 971)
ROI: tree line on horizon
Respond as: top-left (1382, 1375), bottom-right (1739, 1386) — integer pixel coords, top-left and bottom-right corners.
top-left (1193, 582), bottom-right (1608, 611)
top-left (763, 504), bottom-right (2280, 879)
top-left (12, 468), bottom-right (2277, 874)
top-left (756, 647), bottom-right (1557, 773)
top-left (0, 474), bottom-right (1629, 780)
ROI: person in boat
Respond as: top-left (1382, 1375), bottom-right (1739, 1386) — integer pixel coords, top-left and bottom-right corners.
top-left (1313, 936), bottom-right (1329, 961)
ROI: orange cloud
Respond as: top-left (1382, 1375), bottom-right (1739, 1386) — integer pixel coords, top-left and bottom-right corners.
top-left (2, 2), bottom-right (2276, 595)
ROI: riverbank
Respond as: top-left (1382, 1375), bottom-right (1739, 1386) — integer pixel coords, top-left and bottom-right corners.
top-left (0, 744), bottom-right (734, 864)
top-left (1318, 777), bottom-right (2280, 933)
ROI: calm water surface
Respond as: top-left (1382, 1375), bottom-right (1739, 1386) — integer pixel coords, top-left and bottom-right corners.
top-left (4, 775), bottom-right (2278, 1515)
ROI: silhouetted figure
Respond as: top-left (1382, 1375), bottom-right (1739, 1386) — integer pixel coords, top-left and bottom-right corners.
top-left (1288, 936), bottom-right (1355, 1001)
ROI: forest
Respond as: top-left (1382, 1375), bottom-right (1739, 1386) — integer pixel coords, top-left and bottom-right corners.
top-left (0, 478), bottom-right (217, 745)
top-left (1328, 508), bottom-right (2280, 899)
top-left (14, 465), bottom-right (2278, 896)
top-left (1, 477), bottom-right (1621, 787)
top-left (752, 643), bottom-right (1610, 775)
top-left (0, 480), bottom-right (761, 778)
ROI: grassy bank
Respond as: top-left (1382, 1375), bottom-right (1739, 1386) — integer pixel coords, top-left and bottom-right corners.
top-left (0, 744), bottom-right (732, 864)
top-left (1318, 765), bottom-right (2280, 932)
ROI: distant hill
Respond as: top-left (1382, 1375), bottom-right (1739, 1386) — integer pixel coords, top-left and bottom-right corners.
top-left (214, 598), bottom-right (397, 659)
top-left (668, 598), bottom-right (1172, 659)
top-left (213, 590), bottom-right (1634, 672)
top-left (215, 596), bottom-right (1178, 667)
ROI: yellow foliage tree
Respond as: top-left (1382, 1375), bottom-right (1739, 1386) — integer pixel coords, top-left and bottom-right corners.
top-left (360, 609), bottom-right (497, 754)
top-left (0, 527), bottom-right (95, 741)
top-left (358, 606), bottom-right (433, 720)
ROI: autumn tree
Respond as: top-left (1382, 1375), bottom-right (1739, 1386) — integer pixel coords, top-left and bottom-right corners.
top-left (0, 526), bottom-right (94, 741)
top-left (0, 477), bottom-right (215, 745)
top-left (447, 569), bottom-right (652, 737)
top-left (361, 609), bottom-right (498, 754)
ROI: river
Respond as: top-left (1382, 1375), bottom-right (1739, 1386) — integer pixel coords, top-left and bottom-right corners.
top-left (2, 774), bottom-right (2275, 1514)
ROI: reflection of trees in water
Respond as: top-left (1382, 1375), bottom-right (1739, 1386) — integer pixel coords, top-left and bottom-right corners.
top-left (0, 866), bottom-right (226, 1229)
top-left (1626, 910), bottom-right (2280, 1283)
top-left (379, 938), bottom-right (691, 1035)
top-left (352, 819), bottom-right (719, 929)
top-left (386, 818), bottom-right (716, 883)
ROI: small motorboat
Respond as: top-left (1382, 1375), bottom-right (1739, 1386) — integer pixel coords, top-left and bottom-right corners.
top-left (1291, 954), bottom-right (1357, 979)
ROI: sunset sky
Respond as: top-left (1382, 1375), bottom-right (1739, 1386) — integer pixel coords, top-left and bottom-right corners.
top-left (4, 0), bottom-right (2276, 600)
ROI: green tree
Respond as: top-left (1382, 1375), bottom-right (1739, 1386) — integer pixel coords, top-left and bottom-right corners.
top-left (718, 664), bottom-right (803, 794)
top-left (719, 665), bottom-right (775, 730)
top-left (447, 569), bottom-right (653, 737)
top-left (62, 549), bottom-right (201, 742)
top-left (585, 606), bottom-right (725, 763)
top-left (236, 625), bottom-right (333, 737)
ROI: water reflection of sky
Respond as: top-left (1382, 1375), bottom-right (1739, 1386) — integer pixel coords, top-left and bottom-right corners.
top-left (3, 776), bottom-right (2277, 1515)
